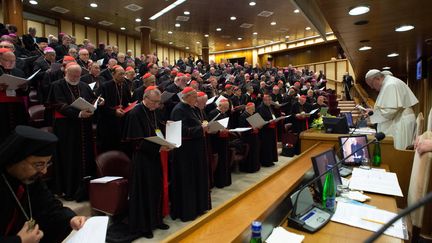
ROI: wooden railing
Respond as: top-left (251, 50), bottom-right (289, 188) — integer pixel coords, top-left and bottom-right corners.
top-left (352, 83), bottom-right (375, 108)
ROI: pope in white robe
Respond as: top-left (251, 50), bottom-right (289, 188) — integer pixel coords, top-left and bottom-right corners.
top-left (365, 69), bottom-right (418, 150)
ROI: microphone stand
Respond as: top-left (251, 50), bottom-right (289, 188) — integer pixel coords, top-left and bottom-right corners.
top-left (289, 133), bottom-right (385, 230)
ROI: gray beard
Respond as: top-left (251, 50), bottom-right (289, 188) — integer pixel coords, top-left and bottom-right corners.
top-left (66, 79), bottom-right (79, 85)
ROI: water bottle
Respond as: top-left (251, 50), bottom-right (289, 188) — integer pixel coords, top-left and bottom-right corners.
top-left (372, 140), bottom-right (382, 167)
top-left (322, 165), bottom-right (336, 212)
top-left (250, 221), bottom-right (262, 243)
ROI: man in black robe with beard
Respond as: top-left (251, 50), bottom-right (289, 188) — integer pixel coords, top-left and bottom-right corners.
top-left (238, 102), bottom-right (261, 173)
top-left (97, 65), bottom-right (131, 153)
top-left (170, 87), bottom-right (211, 222)
top-left (122, 86), bottom-right (169, 239)
top-left (257, 94), bottom-right (278, 167)
top-left (0, 126), bottom-right (87, 243)
top-left (50, 63), bottom-right (101, 201)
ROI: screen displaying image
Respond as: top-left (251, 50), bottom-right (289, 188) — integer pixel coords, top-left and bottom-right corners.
top-left (338, 135), bottom-right (370, 164)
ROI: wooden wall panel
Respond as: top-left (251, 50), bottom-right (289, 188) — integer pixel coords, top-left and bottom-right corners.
top-left (163, 47), bottom-right (169, 63)
top-left (98, 30), bottom-right (107, 45)
top-left (60, 20), bottom-right (72, 35)
top-left (175, 50), bottom-right (180, 62)
top-left (108, 32), bottom-right (117, 46)
top-left (326, 62), bottom-right (336, 80)
top-left (214, 50), bottom-right (253, 64)
top-left (26, 20), bottom-right (44, 37)
top-left (127, 37), bottom-right (134, 53)
top-left (135, 41), bottom-right (141, 58)
top-left (273, 42), bottom-right (340, 67)
top-left (315, 64), bottom-right (325, 74)
top-left (74, 24), bottom-right (85, 45)
top-left (44, 24), bottom-right (58, 37)
top-left (157, 44), bottom-right (163, 62)
top-left (86, 27), bottom-right (96, 44)
top-left (169, 48), bottom-right (175, 65)
top-left (151, 43), bottom-right (156, 54)
top-left (336, 61), bottom-right (347, 81)
top-left (118, 35), bottom-right (126, 53)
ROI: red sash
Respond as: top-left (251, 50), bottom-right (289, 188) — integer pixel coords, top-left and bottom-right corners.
top-left (54, 111), bottom-right (66, 119)
top-left (160, 150), bottom-right (169, 216)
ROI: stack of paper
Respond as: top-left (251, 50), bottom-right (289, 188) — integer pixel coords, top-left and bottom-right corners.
top-left (331, 202), bottom-right (407, 240)
top-left (66, 216), bottom-right (109, 243)
top-left (266, 227), bottom-right (305, 243)
top-left (349, 168), bottom-right (403, 197)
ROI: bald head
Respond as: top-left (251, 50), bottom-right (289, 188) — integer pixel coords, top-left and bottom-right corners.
top-left (65, 64), bottom-right (82, 84)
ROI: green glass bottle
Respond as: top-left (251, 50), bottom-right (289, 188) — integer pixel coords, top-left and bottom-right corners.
top-left (322, 165), bottom-right (336, 212)
top-left (372, 140), bottom-right (382, 167)
top-left (250, 221), bottom-right (262, 243)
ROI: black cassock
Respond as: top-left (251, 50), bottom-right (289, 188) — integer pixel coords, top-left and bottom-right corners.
top-left (208, 109), bottom-right (231, 188)
top-left (238, 111), bottom-right (261, 173)
top-left (0, 174), bottom-right (76, 243)
top-left (170, 102), bottom-right (210, 221)
top-left (257, 103), bottom-right (278, 167)
top-left (50, 79), bottom-right (96, 200)
top-left (291, 101), bottom-right (312, 133)
top-left (97, 80), bottom-right (131, 153)
top-left (0, 67), bottom-right (29, 141)
top-left (122, 103), bottom-right (164, 234)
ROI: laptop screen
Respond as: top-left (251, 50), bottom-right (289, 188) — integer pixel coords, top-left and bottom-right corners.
top-left (338, 135), bottom-right (370, 165)
top-left (341, 112), bottom-right (354, 127)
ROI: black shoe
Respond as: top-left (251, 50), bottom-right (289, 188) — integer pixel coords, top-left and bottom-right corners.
top-left (262, 162), bottom-right (275, 167)
top-left (157, 223), bottom-right (170, 230)
top-left (142, 231), bottom-right (154, 239)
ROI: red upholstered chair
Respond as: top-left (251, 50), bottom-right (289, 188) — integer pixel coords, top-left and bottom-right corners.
top-left (89, 151), bottom-right (131, 216)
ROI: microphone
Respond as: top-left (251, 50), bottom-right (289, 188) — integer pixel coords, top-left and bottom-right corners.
top-left (365, 191), bottom-right (432, 243)
top-left (288, 132), bottom-right (385, 231)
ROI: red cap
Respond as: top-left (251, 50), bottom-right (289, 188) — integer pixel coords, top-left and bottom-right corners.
top-left (147, 62), bottom-right (154, 68)
top-left (113, 65), bottom-right (122, 70)
top-left (246, 102), bottom-right (255, 107)
top-left (182, 86), bottom-right (195, 94)
top-left (65, 62), bottom-right (78, 69)
top-left (0, 48), bottom-right (12, 53)
top-left (197, 91), bottom-right (206, 97)
top-left (294, 82), bottom-right (300, 86)
top-left (185, 73), bottom-right (191, 77)
top-left (63, 55), bottom-right (75, 61)
top-left (171, 70), bottom-right (178, 76)
top-left (225, 84), bottom-right (232, 89)
top-left (145, 85), bottom-right (158, 92)
top-left (219, 98), bottom-right (229, 103)
top-left (142, 73), bottom-right (152, 80)
top-left (125, 66), bottom-right (134, 72)
top-left (190, 80), bottom-right (198, 85)
top-left (273, 85), bottom-right (279, 88)
top-left (176, 72), bottom-right (184, 77)
top-left (300, 95), bottom-right (307, 99)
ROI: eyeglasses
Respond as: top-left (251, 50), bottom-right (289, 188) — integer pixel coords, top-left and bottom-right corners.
top-left (29, 160), bottom-right (53, 171)
top-left (145, 97), bottom-right (161, 104)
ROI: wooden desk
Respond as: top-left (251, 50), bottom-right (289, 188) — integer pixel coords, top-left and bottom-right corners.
top-left (163, 142), bottom-right (335, 242)
top-left (300, 128), bottom-right (414, 208)
top-left (285, 165), bottom-right (404, 243)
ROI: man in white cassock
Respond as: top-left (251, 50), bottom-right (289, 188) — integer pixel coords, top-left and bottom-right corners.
top-left (365, 69), bottom-right (418, 150)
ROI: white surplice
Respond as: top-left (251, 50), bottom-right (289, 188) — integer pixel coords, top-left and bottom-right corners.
top-left (370, 75), bottom-right (418, 150)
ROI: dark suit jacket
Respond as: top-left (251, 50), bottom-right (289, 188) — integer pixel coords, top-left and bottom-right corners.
top-left (22, 34), bottom-right (37, 51)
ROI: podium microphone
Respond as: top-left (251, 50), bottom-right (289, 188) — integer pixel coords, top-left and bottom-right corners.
top-left (288, 132), bottom-right (385, 233)
top-left (365, 191), bottom-right (432, 243)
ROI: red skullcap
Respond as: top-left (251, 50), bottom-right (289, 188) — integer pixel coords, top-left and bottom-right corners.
top-left (190, 80), bottom-right (198, 85)
top-left (246, 102), bottom-right (255, 107)
top-left (147, 63), bottom-right (154, 68)
top-left (63, 55), bottom-right (75, 61)
top-left (142, 73), bottom-right (152, 80)
top-left (197, 91), bottom-right (206, 97)
top-left (125, 66), bottom-right (134, 72)
top-left (182, 86), bottom-right (195, 94)
top-left (145, 85), bottom-right (158, 92)
top-left (65, 62), bottom-right (78, 69)
top-left (225, 84), bottom-right (232, 89)
top-left (176, 72), bottom-right (184, 77)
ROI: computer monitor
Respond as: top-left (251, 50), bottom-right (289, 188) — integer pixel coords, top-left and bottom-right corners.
top-left (311, 149), bottom-right (342, 193)
top-left (323, 116), bottom-right (349, 134)
top-left (338, 135), bottom-right (370, 165)
top-left (341, 112), bottom-right (354, 128)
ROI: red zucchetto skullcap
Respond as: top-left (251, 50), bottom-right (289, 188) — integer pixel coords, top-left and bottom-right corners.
top-left (246, 102), bottom-right (255, 107)
top-left (65, 62), bottom-right (78, 69)
top-left (197, 91), bottom-right (206, 97)
top-left (171, 70), bottom-right (177, 76)
top-left (294, 82), bottom-right (300, 86)
top-left (63, 55), bottom-right (75, 61)
top-left (125, 66), bottom-right (134, 72)
top-left (147, 63), bottom-right (154, 68)
top-left (113, 65), bottom-right (122, 70)
top-left (300, 95), bottom-right (307, 99)
top-left (142, 73), bottom-right (152, 80)
top-left (225, 84), bottom-right (232, 89)
top-left (0, 48), bottom-right (12, 54)
top-left (182, 86), bottom-right (195, 94)
top-left (219, 98), bottom-right (229, 103)
top-left (145, 85), bottom-right (157, 92)
top-left (176, 72), bottom-right (184, 77)
top-left (190, 80), bottom-right (198, 85)
top-left (185, 73), bottom-right (191, 77)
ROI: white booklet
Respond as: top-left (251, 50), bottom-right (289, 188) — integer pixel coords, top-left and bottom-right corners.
top-left (145, 120), bottom-right (182, 149)
top-left (246, 113), bottom-right (290, 128)
top-left (71, 97), bottom-right (98, 112)
top-left (229, 127), bottom-right (252, 133)
top-left (0, 69), bottom-right (41, 90)
top-left (208, 117), bottom-right (229, 134)
top-left (66, 216), bottom-right (109, 243)
top-left (90, 176), bottom-right (123, 184)
top-left (349, 168), bottom-right (403, 197)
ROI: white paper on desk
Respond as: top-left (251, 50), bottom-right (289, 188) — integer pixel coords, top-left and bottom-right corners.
top-left (88, 82), bottom-right (96, 90)
top-left (66, 216), bottom-right (109, 243)
top-left (96, 58), bottom-right (104, 66)
top-left (71, 97), bottom-right (97, 112)
top-left (229, 127), bottom-right (252, 133)
top-left (90, 176), bottom-right (123, 184)
top-left (206, 96), bottom-right (217, 105)
top-left (246, 113), bottom-right (267, 128)
top-left (208, 117), bottom-right (229, 134)
top-left (349, 168), bottom-right (403, 197)
top-left (331, 202), bottom-right (407, 240)
top-left (166, 120), bottom-right (182, 148)
top-left (266, 226), bottom-right (305, 243)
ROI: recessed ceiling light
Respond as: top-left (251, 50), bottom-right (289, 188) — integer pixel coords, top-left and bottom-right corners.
top-left (216, 27), bottom-right (222, 31)
top-left (168, 31), bottom-right (173, 34)
top-left (90, 3), bottom-right (98, 8)
top-left (184, 11), bottom-right (190, 15)
top-left (204, 34), bottom-right (209, 37)
top-left (358, 46), bottom-right (372, 51)
top-left (185, 46), bottom-right (189, 49)
top-left (348, 5), bottom-right (370, 16)
top-left (135, 18), bottom-right (141, 22)
top-left (230, 16), bottom-right (237, 20)
top-left (84, 16), bottom-right (91, 20)
top-left (169, 41), bottom-right (173, 44)
top-left (226, 44), bottom-right (231, 46)
top-left (29, 0), bottom-right (38, 5)
top-left (305, 26), bottom-right (311, 30)
top-left (175, 23), bottom-right (181, 27)
top-left (253, 32), bottom-right (258, 35)
top-left (270, 21), bottom-right (276, 26)
top-left (120, 27), bottom-right (126, 30)
top-left (294, 9), bottom-right (300, 13)
top-left (196, 41), bottom-right (200, 44)
top-left (383, 66), bottom-right (391, 70)
top-left (270, 41), bottom-right (274, 43)
top-left (395, 25), bottom-right (415, 32)
top-left (249, 1), bottom-right (256, 6)
top-left (387, 53), bottom-right (399, 57)
top-left (237, 37), bottom-right (243, 40)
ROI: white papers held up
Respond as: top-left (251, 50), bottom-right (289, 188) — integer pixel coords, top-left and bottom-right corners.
top-left (66, 216), bottom-right (109, 243)
top-left (349, 168), bottom-right (403, 197)
top-left (331, 202), bottom-right (407, 240)
top-left (0, 69), bottom-right (41, 90)
top-left (145, 120), bottom-right (182, 149)
top-left (266, 226), bottom-right (305, 243)
top-left (206, 96), bottom-right (217, 105)
top-left (90, 176), bottom-right (123, 184)
top-left (208, 117), bottom-right (229, 134)
top-left (308, 108), bottom-right (319, 115)
top-left (88, 82), bottom-right (96, 90)
top-left (71, 97), bottom-right (97, 112)
top-left (229, 127), bottom-right (252, 133)
top-left (246, 113), bottom-right (290, 128)
top-left (96, 58), bottom-right (104, 66)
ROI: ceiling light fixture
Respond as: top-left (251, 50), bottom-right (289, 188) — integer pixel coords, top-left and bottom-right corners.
top-left (216, 27), bottom-right (222, 31)
top-left (348, 5), bottom-right (370, 16)
top-left (204, 34), bottom-right (209, 37)
top-left (120, 27), bottom-right (126, 30)
top-left (175, 23), bottom-right (181, 27)
top-left (29, 0), bottom-right (38, 5)
top-left (395, 25), bottom-right (415, 32)
top-left (249, 2), bottom-right (256, 6)
top-left (305, 26), bottom-right (311, 30)
top-left (358, 46), bottom-right (372, 51)
top-left (135, 18), bottom-right (142, 22)
top-left (270, 21), bottom-right (276, 26)
top-left (230, 16), bottom-right (237, 20)
top-left (168, 31), bottom-right (173, 34)
top-left (90, 3), bottom-right (98, 8)
top-left (185, 46), bottom-right (190, 49)
top-left (169, 42), bottom-right (173, 44)
top-left (253, 32), bottom-right (258, 35)
top-left (149, 0), bottom-right (186, 20)
top-left (387, 53), bottom-right (399, 57)
top-left (237, 37), bottom-right (242, 40)
top-left (226, 44), bottom-right (231, 46)
top-left (382, 66), bottom-right (391, 70)
top-left (84, 16), bottom-right (91, 20)
top-left (285, 35), bottom-right (290, 38)
top-left (294, 9), bottom-right (300, 13)
top-left (196, 41), bottom-right (200, 44)
top-left (184, 11), bottom-right (190, 15)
